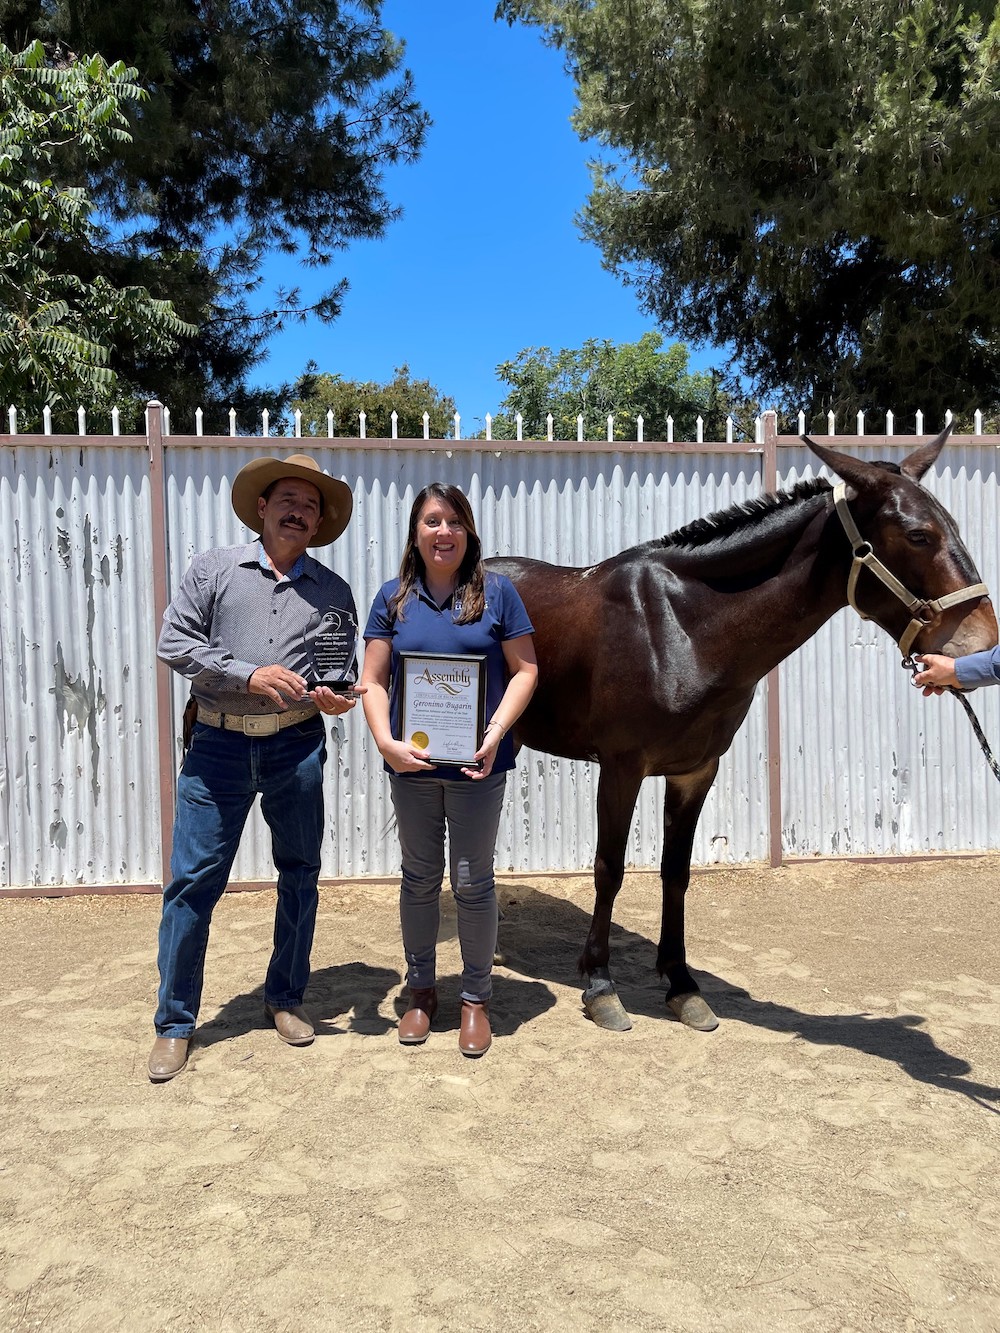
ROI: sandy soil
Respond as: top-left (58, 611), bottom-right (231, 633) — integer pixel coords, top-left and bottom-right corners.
top-left (1, 857), bottom-right (998, 1333)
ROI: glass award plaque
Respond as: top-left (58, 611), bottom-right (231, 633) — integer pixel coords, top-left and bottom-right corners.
top-left (307, 608), bottom-right (360, 695)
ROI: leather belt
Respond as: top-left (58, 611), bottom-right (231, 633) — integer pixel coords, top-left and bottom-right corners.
top-left (198, 706), bottom-right (318, 736)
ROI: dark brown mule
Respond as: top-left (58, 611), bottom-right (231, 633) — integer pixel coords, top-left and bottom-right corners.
top-left (489, 429), bottom-right (997, 1032)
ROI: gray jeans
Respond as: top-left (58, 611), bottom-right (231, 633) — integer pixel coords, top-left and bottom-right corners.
top-left (389, 771), bottom-right (507, 1002)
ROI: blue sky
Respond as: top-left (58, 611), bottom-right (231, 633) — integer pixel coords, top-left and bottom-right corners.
top-left (254, 1), bottom-right (719, 429)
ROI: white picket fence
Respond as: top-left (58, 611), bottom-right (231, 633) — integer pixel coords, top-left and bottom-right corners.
top-left (7, 403), bottom-right (988, 443)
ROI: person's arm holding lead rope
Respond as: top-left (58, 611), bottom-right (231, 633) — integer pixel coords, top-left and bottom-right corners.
top-left (912, 647), bottom-right (1000, 786)
top-left (913, 647), bottom-right (1000, 696)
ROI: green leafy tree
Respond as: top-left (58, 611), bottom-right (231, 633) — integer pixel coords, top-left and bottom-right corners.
top-left (0, 1), bottom-right (429, 417)
top-left (291, 363), bottom-right (456, 438)
top-left (488, 333), bottom-right (744, 440)
top-left (0, 40), bottom-right (193, 415)
top-left (499, 0), bottom-right (1000, 423)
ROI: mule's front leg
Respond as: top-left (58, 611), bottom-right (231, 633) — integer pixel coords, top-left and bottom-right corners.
top-left (657, 764), bottom-right (720, 1032)
top-left (580, 762), bottom-right (643, 1031)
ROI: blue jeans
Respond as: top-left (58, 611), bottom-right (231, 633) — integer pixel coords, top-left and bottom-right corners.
top-left (389, 771), bottom-right (507, 1002)
top-left (154, 718), bottom-right (327, 1037)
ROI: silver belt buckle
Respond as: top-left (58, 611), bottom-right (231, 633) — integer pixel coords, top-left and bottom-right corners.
top-left (243, 714), bottom-right (279, 736)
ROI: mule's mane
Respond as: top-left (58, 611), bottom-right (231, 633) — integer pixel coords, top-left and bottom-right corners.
top-left (661, 477), bottom-right (832, 549)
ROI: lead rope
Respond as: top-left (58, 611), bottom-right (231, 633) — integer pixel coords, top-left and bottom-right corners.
top-left (902, 655), bottom-right (1000, 784)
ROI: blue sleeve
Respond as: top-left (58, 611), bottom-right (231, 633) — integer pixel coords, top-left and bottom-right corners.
top-left (364, 584), bottom-right (395, 640)
top-left (493, 574), bottom-right (534, 640)
top-left (955, 646), bottom-right (1000, 689)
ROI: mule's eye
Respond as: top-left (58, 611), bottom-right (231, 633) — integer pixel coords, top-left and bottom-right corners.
top-left (906, 530), bottom-right (932, 546)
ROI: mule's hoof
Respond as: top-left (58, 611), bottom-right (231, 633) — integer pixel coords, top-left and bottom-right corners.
top-left (582, 980), bottom-right (633, 1031)
top-left (667, 992), bottom-right (719, 1031)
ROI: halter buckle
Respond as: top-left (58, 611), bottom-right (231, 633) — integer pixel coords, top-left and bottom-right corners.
top-left (834, 482), bottom-right (989, 654)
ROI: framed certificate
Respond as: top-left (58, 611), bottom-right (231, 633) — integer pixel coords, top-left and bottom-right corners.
top-left (399, 652), bottom-right (487, 767)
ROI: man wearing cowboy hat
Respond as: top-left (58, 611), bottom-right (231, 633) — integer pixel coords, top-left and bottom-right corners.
top-left (148, 453), bottom-right (364, 1082)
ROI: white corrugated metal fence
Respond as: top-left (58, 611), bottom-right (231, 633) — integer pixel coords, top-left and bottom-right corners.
top-left (1, 406), bottom-right (998, 894)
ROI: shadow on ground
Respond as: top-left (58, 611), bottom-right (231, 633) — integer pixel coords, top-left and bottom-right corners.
top-left (496, 881), bottom-right (1000, 1113)
top-left (196, 958), bottom-right (557, 1047)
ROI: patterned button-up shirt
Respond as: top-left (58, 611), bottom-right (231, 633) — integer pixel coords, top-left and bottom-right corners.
top-left (157, 542), bottom-right (359, 716)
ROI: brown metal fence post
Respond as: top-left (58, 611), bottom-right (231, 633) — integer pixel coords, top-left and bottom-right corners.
top-left (762, 410), bottom-right (783, 867)
top-left (147, 400), bottom-right (175, 888)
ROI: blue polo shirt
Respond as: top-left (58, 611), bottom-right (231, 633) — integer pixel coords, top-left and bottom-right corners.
top-left (364, 571), bottom-right (534, 779)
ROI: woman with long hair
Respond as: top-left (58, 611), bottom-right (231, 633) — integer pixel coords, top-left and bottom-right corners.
top-left (361, 483), bottom-right (537, 1056)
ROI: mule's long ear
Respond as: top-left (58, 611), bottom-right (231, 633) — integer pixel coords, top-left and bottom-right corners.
top-left (801, 435), bottom-right (886, 493)
top-left (899, 423), bottom-right (952, 481)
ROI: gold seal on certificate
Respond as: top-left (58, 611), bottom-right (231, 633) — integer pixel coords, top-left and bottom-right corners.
top-left (399, 652), bottom-right (487, 766)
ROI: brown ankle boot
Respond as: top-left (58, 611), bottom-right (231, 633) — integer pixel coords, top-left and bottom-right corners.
top-left (458, 999), bottom-right (491, 1057)
top-left (398, 987), bottom-right (438, 1045)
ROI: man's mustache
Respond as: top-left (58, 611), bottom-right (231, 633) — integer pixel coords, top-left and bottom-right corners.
top-left (279, 516), bottom-right (308, 529)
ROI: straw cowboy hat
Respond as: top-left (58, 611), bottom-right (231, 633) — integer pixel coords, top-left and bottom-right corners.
top-left (231, 453), bottom-right (353, 547)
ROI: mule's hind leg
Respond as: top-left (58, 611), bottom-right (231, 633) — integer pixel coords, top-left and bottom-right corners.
top-left (657, 763), bottom-right (720, 1031)
top-left (580, 760), bottom-right (644, 1031)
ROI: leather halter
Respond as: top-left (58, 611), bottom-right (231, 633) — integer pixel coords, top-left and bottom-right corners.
top-left (832, 482), bottom-right (989, 658)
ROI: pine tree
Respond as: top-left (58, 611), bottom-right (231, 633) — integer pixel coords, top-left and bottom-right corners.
top-left (499, 0), bottom-right (1000, 421)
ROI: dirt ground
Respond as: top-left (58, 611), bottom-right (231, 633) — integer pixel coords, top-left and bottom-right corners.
top-left (1, 857), bottom-right (998, 1333)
